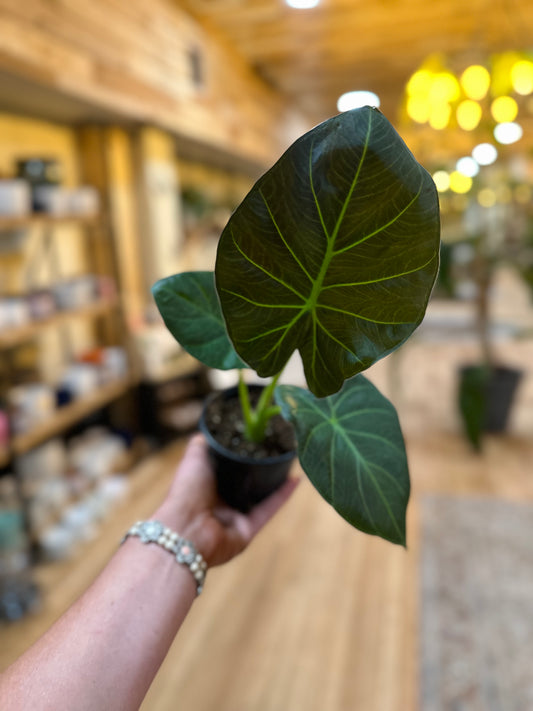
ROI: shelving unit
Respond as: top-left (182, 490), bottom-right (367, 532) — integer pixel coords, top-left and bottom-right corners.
top-left (0, 295), bottom-right (118, 349)
top-left (0, 214), bottom-right (98, 231)
top-left (0, 192), bottom-right (139, 570)
top-left (0, 207), bottom-right (133, 469)
top-left (11, 375), bottom-right (132, 456)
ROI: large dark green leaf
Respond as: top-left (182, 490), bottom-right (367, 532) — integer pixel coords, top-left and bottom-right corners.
top-left (276, 375), bottom-right (409, 545)
top-left (216, 106), bottom-right (440, 397)
top-left (152, 271), bottom-right (246, 370)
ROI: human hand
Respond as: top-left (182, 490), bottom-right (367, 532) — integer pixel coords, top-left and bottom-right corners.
top-left (153, 434), bottom-right (299, 567)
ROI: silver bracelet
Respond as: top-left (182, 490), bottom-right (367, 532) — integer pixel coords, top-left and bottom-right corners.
top-left (121, 520), bottom-right (207, 595)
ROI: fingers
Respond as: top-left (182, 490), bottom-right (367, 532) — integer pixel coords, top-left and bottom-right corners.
top-left (166, 433), bottom-right (216, 505)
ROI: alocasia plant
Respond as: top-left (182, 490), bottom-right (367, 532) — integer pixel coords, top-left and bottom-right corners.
top-left (153, 106), bottom-right (440, 546)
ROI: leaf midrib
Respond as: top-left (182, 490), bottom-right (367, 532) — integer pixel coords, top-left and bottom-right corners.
top-left (337, 427), bottom-right (404, 542)
top-left (306, 109), bottom-right (373, 313)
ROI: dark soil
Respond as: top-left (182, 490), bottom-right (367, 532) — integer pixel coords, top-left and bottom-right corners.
top-left (204, 388), bottom-right (295, 460)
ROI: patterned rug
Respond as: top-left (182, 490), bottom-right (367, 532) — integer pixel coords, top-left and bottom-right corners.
top-left (420, 495), bottom-right (533, 711)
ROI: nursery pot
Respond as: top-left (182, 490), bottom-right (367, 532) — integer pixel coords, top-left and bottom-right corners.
top-left (459, 364), bottom-right (523, 433)
top-left (199, 385), bottom-right (296, 512)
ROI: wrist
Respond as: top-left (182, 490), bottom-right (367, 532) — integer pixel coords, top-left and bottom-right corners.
top-left (121, 519), bottom-right (208, 595)
top-left (152, 502), bottom-right (217, 566)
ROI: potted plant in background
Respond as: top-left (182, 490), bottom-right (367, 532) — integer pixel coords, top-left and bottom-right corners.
top-left (442, 172), bottom-right (533, 449)
top-left (153, 107), bottom-right (440, 546)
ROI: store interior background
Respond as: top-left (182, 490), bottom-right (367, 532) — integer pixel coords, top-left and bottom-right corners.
top-left (1, 1), bottom-right (533, 709)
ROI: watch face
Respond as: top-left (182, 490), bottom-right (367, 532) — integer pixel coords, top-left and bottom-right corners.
top-left (139, 520), bottom-right (165, 543)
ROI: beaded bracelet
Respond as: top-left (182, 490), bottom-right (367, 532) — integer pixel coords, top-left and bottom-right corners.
top-left (121, 520), bottom-right (207, 595)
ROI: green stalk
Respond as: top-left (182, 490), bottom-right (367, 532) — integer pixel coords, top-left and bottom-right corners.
top-left (237, 369), bottom-right (283, 443)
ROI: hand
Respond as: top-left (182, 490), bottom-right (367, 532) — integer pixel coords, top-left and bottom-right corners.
top-left (154, 434), bottom-right (299, 567)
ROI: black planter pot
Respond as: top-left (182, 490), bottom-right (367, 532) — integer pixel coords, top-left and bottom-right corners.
top-left (199, 385), bottom-right (296, 512)
top-left (458, 364), bottom-right (523, 447)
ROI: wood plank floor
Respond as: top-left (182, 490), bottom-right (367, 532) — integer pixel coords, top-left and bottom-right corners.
top-left (2, 338), bottom-right (533, 710)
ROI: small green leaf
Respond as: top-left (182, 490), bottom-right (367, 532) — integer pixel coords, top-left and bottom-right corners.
top-left (216, 106), bottom-right (440, 397)
top-left (276, 375), bottom-right (410, 545)
top-left (458, 365), bottom-right (489, 451)
top-left (152, 271), bottom-right (247, 370)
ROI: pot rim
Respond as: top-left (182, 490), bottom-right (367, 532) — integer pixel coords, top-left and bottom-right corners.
top-left (199, 385), bottom-right (296, 466)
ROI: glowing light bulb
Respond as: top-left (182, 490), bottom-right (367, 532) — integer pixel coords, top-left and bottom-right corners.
top-left (460, 65), bottom-right (490, 100)
top-left (456, 100), bottom-right (482, 130)
top-left (449, 171), bottom-right (473, 194)
top-left (429, 73), bottom-right (460, 103)
top-left (510, 59), bottom-right (533, 95)
top-left (456, 157), bottom-right (479, 178)
top-left (491, 96), bottom-right (518, 123)
top-left (432, 170), bottom-right (450, 192)
top-left (429, 103), bottom-right (451, 130)
top-left (494, 122), bottom-right (523, 144)
top-left (472, 143), bottom-right (498, 166)
top-left (407, 70), bottom-right (433, 97)
top-left (337, 90), bottom-right (380, 112)
top-left (286, 0), bottom-right (320, 8)
top-left (406, 97), bottom-right (430, 123)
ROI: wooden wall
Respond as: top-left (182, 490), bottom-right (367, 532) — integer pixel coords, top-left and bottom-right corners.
top-left (0, 0), bottom-right (309, 166)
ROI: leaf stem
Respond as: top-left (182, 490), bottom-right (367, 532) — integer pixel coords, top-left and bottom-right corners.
top-left (238, 369), bottom-right (284, 443)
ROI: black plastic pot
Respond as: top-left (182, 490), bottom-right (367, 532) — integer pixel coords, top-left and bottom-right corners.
top-left (458, 364), bottom-right (523, 448)
top-left (199, 385), bottom-right (296, 512)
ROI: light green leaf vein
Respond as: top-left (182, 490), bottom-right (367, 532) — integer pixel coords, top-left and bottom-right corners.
top-left (342, 431), bottom-right (403, 541)
top-left (220, 288), bottom-right (304, 309)
top-left (257, 310), bottom-right (306, 361)
top-left (315, 316), bottom-right (363, 362)
top-left (329, 109), bottom-right (373, 245)
top-left (332, 182), bottom-right (423, 257)
top-left (335, 407), bottom-right (393, 421)
top-left (364, 460), bottom-right (407, 496)
top-left (300, 420), bottom-right (333, 458)
top-left (231, 228), bottom-right (307, 301)
top-left (308, 139), bottom-right (331, 243)
top-left (316, 303), bottom-right (413, 325)
top-left (259, 188), bottom-right (314, 283)
top-left (341, 428), bottom-right (405, 456)
top-left (321, 255), bottom-right (437, 290)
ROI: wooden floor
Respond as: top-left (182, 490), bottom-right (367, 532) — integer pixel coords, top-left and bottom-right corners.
top-left (2, 338), bottom-right (533, 711)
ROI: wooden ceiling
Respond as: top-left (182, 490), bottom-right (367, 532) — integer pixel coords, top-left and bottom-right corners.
top-left (180, 0), bottom-right (533, 127)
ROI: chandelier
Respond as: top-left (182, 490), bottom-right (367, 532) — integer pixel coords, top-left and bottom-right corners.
top-left (402, 51), bottom-right (533, 145)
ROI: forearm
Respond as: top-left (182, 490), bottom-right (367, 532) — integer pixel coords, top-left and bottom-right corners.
top-left (0, 434), bottom-right (297, 711)
top-left (1, 516), bottom-right (198, 711)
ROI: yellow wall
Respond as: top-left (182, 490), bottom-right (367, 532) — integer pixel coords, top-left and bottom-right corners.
top-left (0, 113), bottom-right (79, 185)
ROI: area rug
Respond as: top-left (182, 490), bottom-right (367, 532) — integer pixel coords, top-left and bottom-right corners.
top-left (420, 495), bottom-right (533, 711)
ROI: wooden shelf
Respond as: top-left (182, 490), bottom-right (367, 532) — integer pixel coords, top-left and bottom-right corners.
top-left (0, 297), bottom-right (118, 349)
top-left (12, 376), bottom-right (132, 455)
top-left (0, 214), bottom-right (98, 231)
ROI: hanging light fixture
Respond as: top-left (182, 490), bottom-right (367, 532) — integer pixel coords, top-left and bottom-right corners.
top-left (402, 51), bottom-right (532, 147)
top-left (337, 90), bottom-right (380, 112)
top-left (285, 0), bottom-right (320, 8)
